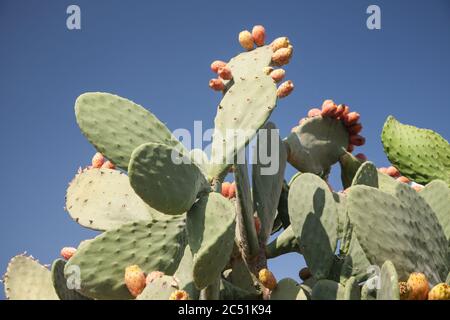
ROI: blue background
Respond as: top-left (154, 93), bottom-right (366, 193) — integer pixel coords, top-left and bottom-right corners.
top-left (1, 0), bottom-right (449, 299)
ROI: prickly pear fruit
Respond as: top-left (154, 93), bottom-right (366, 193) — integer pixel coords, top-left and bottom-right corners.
top-left (124, 265), bottom-right (146, 298)
top-left (349, 134), bottom-right (365, 146)
top-left (209, 78), bottom-right (224, 91)
top-left (252, 25), bottom-right (266, 47)
top-left (271, 46), bottom-right (293, 66)
top-left (276, 80), bottom-right (294, 98)
top-left (343, 112), bottom-right (360, 126)
top-left (271, 37), bottom-right (290, 52)
top-left (355, 153), bottom-right (368, 162)
top-left (211, 60), bottom-right (227, 73)
top-left (169, 290), bottom-right (190, 300)
top-left (406, 272), bottom-right (429, 300)
top-left (258, 268), bottom-right (277, 290)
top-left (221, 182), bottom-right (231, 198)
top-left (428, 283), bottom-right (450, 300)
top-left (334, 104), bottom-right (345, 118)
top-left (218, 66), bottom-right (233, 80)
top-left (321, 100), bottom-right (337, 117)
top-left (299, 267), bottom-right (312, 281)
top-left (101, 160), bottom-right (116, 169)
top-left (347, 144), bottom-right (354, 152)
top-left (307, 108), bottom-right (322, 118)
top-left (397, 176), bottom-right (410, 184)
top-left (270, 69), bottom-right (285, 83)
top-left (239, 30), bottom-right (254, 51)
top-left (399, 281), bottom-right (410, 300)
top-left (91, 152), bottom-right (105, 168)
top-left (228, 182), bottom-right (236, 199)
top-left (146, 271), bottom-right (165, 285)
top-left (254, 216), bottom-right (261, 234)
top-left (60, 247), bottom-right (77, 260)
top-left (347, 123), bottom-right (362, 135)
top-left (386, 166), bottom-right (400, 178)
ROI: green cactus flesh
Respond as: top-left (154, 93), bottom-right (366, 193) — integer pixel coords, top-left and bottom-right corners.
top-left (381, 116), bottom-right (450, 186)
top-left (376, 260), bottom-right (400, 300)
top-left (266, 225), bottom-right (301, 259)
top-left (66, 168), bottom-right (161, 231)
top-left (64, 216), bottom-right (186, 299)
top-left (285, 116), bottom-right (349, 175)
top-left (339, 151), bottom-right (363, 189)
top-left (347, 185), bottom-right (448, 284)
top-left (288, 173), bottom-right (338, 279)
top-left (75, 92), bottom-right (184, 170)
top-left (270, 278), bottom-right (301, 300)
top-left (219, 279), bottom-right (261, 300)
top-left (129, 142), bottom-right (208, 215)
top-left (351, 161), bottom-right (378, 188)
top-left (253, 122), bottom-right (288, 244)
top-left (173, 245), bottom-right (200, 300)
top-left (339, 231), bottom-right (371, 284)
top-left (208, 73), bottom-right (277, 180)
top-left (343, 276), bottom-right (361, 300)
top-left (51, 259), bottom-right (90, 300)
top-left (311, 279), bottom-right (345, 300)
top-left (136, 275), bottom-right (178, 300)
top-left (4, 255), bottom-right (59, 300)
top-left (187, 192), bottom-right (236, 289)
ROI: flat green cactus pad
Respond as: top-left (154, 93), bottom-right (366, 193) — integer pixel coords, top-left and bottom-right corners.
top-left (209, 73), bottom-right (277, 180)
top-left (351, 161), bottom-right (378, 188)
top-left (266, 225), bottom-right (301, 259)
top-left (339, 151), bottom-right (363, 189)
top-left (4, 255), bottom-right (59, 300)
top-left (219, 279), bottom-right (260, 300)
top-left (311, 279), bottom-right (345, 300)
top-left (51, 259), bottom-right (90, 300)
top-left (129, 142), bottom-right (208, 215)
top-left (187, 192), bottom-right (236, 289)
top-left (381, 116), bottom-right (450, 186)
top-left (226, 45), bottom-right (274, 82)
top-left (173, 246), bottom-right (200, 300)
top-left (253, 122), bottom-right (288, 243)
top-left (66, 168), bottom-right (160, 231)
top-left (376, 260), bottom-right (400, 300)
top-left (270, 278), bottom-right (301, 300)
top-left (343, 276), bottom-right (361, 300)
top-left (285, 116), bottom-right (349, 175)
top-left (340, 231), bottom-right (371, 283)
top-left (64, 216), bottom-right (186, 299)
top-left (288, 173), bottom-right (338, 279)
top-left (137, 275), bottom-right (179, 300)
top-left (75, 92), bottom-right (184, 170)
top-left (347, 185), bottom-right (448, 284)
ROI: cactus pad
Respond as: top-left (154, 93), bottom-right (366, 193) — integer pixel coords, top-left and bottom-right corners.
top-left (351, 161), bottom-right (378, 188)
top-left (173, 246), bottom-right (200, 300)
top-left (270, 278), bottom-right (301, 300)
top-left (51, 259), bottom-right (90, 300)
top-left (137, 275), bottom-right (178, 300)
top-left (339, 151), bottom-right (363, 189)
top-left (266, 226), bottom-right (301, 259)
top-left (226, 45), bottom-right (274, 82)
top-left (311, 279), bottom-right (345, 300)
top-left (376, 260), bottom-right (400, 300)
top-left (75, 92), bottom-right (183, 170)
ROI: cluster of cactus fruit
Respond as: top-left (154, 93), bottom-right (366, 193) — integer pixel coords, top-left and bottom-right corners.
top-left (2, 25), bottom-right (450, 300)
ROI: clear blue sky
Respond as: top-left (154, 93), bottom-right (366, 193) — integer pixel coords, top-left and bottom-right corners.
top-left (1, 0), bottom-right (449, 299)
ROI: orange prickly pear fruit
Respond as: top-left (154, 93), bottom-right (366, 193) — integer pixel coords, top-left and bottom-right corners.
top-left (209, 78), bottom-right (224, 91)
top-left (211, 60), bottom-right (227, 73)
top-left (60, 247), bottom-right (77, 260)
top-left (221, 182), bottom-right (231, 198)
top-left (349, 134), bottom-right (366, 146)
top-left (228, 182), bottom-right (236, 199)
top-left (218, 66), bottom-right (232, 80)
top-left (299, 267), bottom-right (312, 281)
top-left (271, 37), bottom-right (290, 52)
top-left (428, 283), bottom-right (450, 300)
top-left (270, 68), bottom-right (286, 83)
top-left (101, 160), bottom-right (115, 170)
top-left (254, 216), bottom-right (261, 234)
top-left (91, 152), bottom-right (105, 168)
top-left (258, 268), bottom-right (277, 290)
top-left (406, 272), bottom-right (429, 300)
top-left (239, 30), bottom-right (254, 51)
top-left (343, 112), bottom-right (360, 126)
top-left (252, 25), bottom-right (266, 47)
top-left (334, 104), bottom-right (346, 119)
top-left (271, 46), bottom-right (293, 66)
top-left (348, 123), bottom-right (362, 135)
top-left (145, 271), bottom-right (165, 285)
top-left (321, 100), bottom-right (337, 117)
top-left (124, 265), bottom-right (146, 298)
top-left (307, 108), bottom-right (322, 118)
top-left (276, 80), bottom-right (294, 98)
top-left (399, 281), bottom-right (410, 300)
top-left (386, 166), bottom-right (400, 177)
top-left (169, 290), bottom-right (190, 300)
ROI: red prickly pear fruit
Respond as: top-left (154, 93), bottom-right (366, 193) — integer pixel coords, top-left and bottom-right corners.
top-left (386, 166), bottom-right (400, 178)
top-left (218, 66), bottom-right (232, 80)
top-left (349, 134), bottom-right (365, 146)
top-left (124, 265), bottom-right (146, 297)
top-left (355, 153), bottom-right (368, 162)
top-left (299, 267), bottom-right (312, 281)
top-left (271, 46), bottom-right (293, 66)
top-left (60, 247), bottom-right (77, 260)
top-left (271, 37), bottom-right (290, 52)
top-left (258, 268), bottom-right (277, 290)
top-left (276, 80), bottom-right (294, 98)
top-left (347, 123), bottom-right (363, 135)
top-left (321, 100), bottom-right (337, 117)
top-left (211, 60), bottom-right (227, 73)
top-left (428, 283), bottom-right (450, 300)
top-left (406, 272), bottom-right (429, 300)
top-left (146, 271), bottom-right (165, 285)
top-left (209, 78), bottom-right (224, 91)
top-left (343, 112), bottom-right (360, 126)
top-left (221, 182), bottom-right (231, 198)
top-left (169, 290), bottom-right (190, 300)
top-left (252, 25), bottom-right (266, 47)
top-left (239, 30), bottom-right (254, 51)
top-left (270, 69), bottom-right (286, 83)
top-left (307, 108), bottom-right (322, 118)
top-left (254, 216), bottom-right (261, 234)
top-left (378, 167), bottom-right (388, 174)
top-left (347, 144), bottom-right (354, 152)
top-left (397, 176), bottom-right (410, 184)
top-left (228, 182), bottom-right (236, 199)
top-left (92, 152), bottom-right (105, 168)
top-left (101, 161), bottom-right (116, 170)
top-left (334, 104), bottom-right (346, 119)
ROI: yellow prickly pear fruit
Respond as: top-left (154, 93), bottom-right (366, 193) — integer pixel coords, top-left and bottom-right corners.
top-left (252, 25), bottom-right (266, 47)
top-left (124, 265), bottom-right (146, 297)
top-left (406, 272), bottom-right (429, 300)
top-left (169, 289), bottom-right (190, 300)
top-left (276, 80), bottom-right (294, 98)
top-left (428, 283), bottom-right (450, 300)
top-left (271, 46), bottom-right (293, 66)
top-left (239, 30), bottom-right (254, 51)
top-left (258, 268), bottom-right (277, 290)
top-left (399, 281), bottom-right (410, 300)
top-left (271, 37), bottom-right (290, 52)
